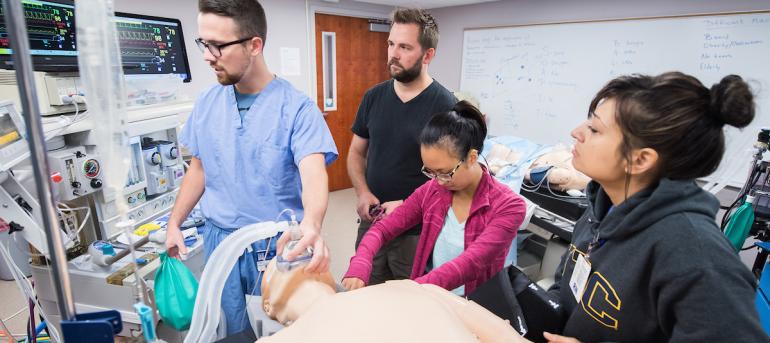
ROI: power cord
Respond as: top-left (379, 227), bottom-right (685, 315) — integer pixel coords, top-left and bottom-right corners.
top-left (43, 94), bottom-right (89, 141)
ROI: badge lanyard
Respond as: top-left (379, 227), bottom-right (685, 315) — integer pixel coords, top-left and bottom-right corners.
top-left (570, 221), bottom-right (607, 302)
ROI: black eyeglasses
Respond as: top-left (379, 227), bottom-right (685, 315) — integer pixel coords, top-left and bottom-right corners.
top-left (195, 37), bottom-right (253, 57)
top-left (421, 160), bottom-right (464, 182)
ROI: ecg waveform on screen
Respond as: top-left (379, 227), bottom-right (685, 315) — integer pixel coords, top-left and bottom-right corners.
top-left (0, 3), bottom-right (187, 77)
top-left (0, 1), bottom-right (77, 53)
top-left (117, 20), bottom-right (182, 74)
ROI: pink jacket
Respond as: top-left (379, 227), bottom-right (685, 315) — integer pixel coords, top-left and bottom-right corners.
top-left (345, 167), bottom-right (526, 295)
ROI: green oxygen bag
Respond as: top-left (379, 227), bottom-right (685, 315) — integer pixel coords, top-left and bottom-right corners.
top-left (724, 195), bottom-right (755, 252)
top-left (154, 252), bottom-right (199, 330)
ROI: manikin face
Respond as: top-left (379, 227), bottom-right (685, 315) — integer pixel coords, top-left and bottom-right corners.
top-left (420, 145), bottom-right (478, 192)
top-left (197, 13), bottom-right (254, 85)
top-left (570, 98), bottom-right (626, 184)
top-left (261, 258), bottom-right (336, 325)
top-left (387, 23), bottom-right (427, 83)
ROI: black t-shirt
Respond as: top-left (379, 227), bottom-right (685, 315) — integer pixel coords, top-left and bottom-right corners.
top-left (352, 79), bottom-right (456, 203)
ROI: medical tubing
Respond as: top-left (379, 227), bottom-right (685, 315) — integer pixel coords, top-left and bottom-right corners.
top-left (240, 233), bottom-right (280, 326)
top-left (34, 322), bottom-right (46, 337)
top-left (28, 296), bottom-right (35, 343)
top-left (56, 203), bottom-right (91, 241)
top-left (275, 208), bottom-right (298, 226)
top-left (521, 169), bottom-right (584, 200)
top-left (721, 164), bottom-right (761, 230)
top-left (232, 207), bottom-right (298, 328)
top-left (0, 241), bottom-right (61, 342)
top-left (187, 223), bottom-right (279, 342)
top-left (185, 221), bottom-right (288, 343)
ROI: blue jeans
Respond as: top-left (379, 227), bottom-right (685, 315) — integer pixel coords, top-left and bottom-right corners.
top-left (202, 221), bottom-right (280, 335)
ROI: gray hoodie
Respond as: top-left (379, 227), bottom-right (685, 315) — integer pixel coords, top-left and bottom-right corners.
top-left (550, 178), bottom-right (769, 342)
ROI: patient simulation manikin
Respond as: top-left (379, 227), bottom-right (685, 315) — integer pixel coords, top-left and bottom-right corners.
top-left (525, 148), bottom-right (590, 192)
top-left (486, 143), bottom-right (523, 176)
top-left (258, 259), bottom-right (528, 343)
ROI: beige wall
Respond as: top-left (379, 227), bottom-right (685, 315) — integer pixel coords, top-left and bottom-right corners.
top-left (429, 0), bottom-right (770, 91)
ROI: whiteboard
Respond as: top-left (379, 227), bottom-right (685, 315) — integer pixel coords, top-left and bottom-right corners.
top-left (460, 12), bottom-right (770, 186)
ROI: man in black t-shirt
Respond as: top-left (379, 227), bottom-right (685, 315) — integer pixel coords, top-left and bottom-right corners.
top-left (348, 8), bottom-right (456, 285)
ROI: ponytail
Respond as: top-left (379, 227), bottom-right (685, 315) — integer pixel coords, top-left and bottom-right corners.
top-left (420, 100), bottom-right (487, 159)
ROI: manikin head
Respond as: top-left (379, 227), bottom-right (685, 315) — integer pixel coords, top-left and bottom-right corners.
top-left (261, 258), bottom-right (336, 325)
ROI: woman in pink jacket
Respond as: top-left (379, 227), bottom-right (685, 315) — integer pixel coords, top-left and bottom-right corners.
top-left (342, 101), bottom-right (527, 296)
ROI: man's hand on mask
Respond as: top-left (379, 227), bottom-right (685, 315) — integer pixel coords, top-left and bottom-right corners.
top-left (276, 220), bottom-right (330, 274)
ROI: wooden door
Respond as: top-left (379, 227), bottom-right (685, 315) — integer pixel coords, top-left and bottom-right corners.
top-left (315, 13), bottom-right (389, 191)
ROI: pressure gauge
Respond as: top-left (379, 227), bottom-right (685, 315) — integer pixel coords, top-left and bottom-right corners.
top-left (83, 158), bottom-right (100, 178)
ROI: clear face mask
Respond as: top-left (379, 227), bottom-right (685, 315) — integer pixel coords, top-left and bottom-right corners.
top-left (268, 209), bottom-right (313, 273)
top-left (275, 240), bottom-right (313, 272)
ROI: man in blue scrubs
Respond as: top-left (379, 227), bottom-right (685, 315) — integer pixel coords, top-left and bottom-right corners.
top-left (164, 0), bottom-right (338, 335)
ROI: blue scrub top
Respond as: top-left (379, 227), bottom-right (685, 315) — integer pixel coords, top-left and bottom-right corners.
top-left (180, 77), bottom-right (338, 228)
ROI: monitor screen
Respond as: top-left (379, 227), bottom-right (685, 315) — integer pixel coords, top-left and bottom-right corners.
top-left (0, 0), bottom-right (79, 71)
top-left (0, 101), bottom-right (28, 171)
top-left (0, 109), bottom-right (22, 150)
top-left (115, 12), bottom-right (192, 82)
top-left (0, 3), bottom-right (191, 82)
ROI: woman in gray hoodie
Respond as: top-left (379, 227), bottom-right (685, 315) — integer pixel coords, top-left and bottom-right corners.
top-left (545, 72), bottom-right (769, 343)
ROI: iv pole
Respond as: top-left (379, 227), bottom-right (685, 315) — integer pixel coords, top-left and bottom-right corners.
top-left (2, 0), bottom-right (77, 323)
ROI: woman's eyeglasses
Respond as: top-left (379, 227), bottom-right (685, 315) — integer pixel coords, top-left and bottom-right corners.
top-left (421, 160), bottom-right (464, 182)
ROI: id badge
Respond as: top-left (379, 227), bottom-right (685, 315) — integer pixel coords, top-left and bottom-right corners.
top-left (257, 259), bottom-right (270, 272)
top-left (569, 254), bottom-right (591, 303)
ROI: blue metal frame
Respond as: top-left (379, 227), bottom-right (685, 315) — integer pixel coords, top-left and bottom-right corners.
top-left (755, 241), bottom-right (770, 335)
top-left (61, 310), bottom-right (122, 342)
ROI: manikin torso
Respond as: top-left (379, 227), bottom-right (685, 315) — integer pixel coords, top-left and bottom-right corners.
top-left (259, 259), bottom-right (527, 343)
top-left (262, 280), bottom-right (478, 342)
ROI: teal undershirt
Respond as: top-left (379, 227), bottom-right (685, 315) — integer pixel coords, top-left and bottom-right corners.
top-left (433, 207), bottom-right (466, 296)
top-left (234, 87), bottom-right (260, 123)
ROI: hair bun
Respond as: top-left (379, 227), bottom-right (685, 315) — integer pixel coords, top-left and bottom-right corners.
top-left (709, 75), bottom-right (755, 129)
top-left (452, 100), bottom-right (487, 135)
top-left (452, 100), bottom-right (476, 116)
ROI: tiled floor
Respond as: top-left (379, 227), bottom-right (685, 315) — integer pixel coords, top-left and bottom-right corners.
top-left (0, 188), bottom-right (360, 341)
top-left (0, 277), bottom-right (31, 340)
